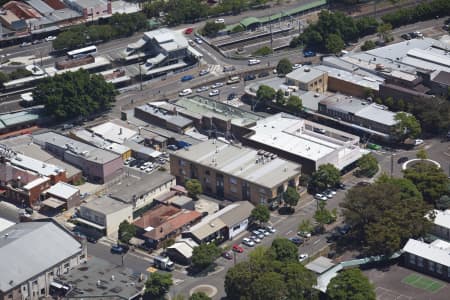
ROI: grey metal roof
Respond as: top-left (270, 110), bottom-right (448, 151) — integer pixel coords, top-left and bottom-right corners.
top-left (136, 104), bottom-right (193, 129)
top-left (25, 0), bottom-right (53, 14)
top-left (82, 196), bottom-right (131, 215)
top-left (286, 66), bottom-right (325, 83)
top-left (0, 221), bottom-right (82, 292)
top-left (218, 201), bottom-right (254, 226)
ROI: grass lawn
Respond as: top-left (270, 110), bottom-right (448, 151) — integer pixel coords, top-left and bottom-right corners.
top-left (402, 273), bottom-right (445, 293)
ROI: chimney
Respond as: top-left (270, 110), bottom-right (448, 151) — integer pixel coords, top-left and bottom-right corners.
top-left (119, 128), bottom-right (123, 135)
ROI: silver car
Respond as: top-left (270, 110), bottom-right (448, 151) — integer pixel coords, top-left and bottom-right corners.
top-left (242, 237), bottom-right (255, 247)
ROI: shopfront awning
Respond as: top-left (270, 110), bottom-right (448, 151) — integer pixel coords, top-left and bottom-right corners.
top-left (42, 197), bottom-right (65, 209)
top-left (75, 218), bottom-right (106, 230)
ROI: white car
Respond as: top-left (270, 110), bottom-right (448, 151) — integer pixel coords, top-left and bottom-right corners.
top-left (298, 253), bottom-right (309, 262)
top-left (248, 59), bottom-right (261, 66)
top-left (45, 36), bottom-right (56, 42)
top-left (293, 63), bottom-right (302, 69)
top-left (179, 88), bottom-right (193, 96)
top-left (145, 167), bottom-right (153, 173)
top-left (195, 38), bottom-right (203, 44)
top-left (250, 235), bottom-right (261, 243)
top-left (315, 193), bottom-right (328, 201)
top-left (242, 238), bottom-right (255, 247)
top-left (215, 18), bottom-right (225, 24)
top-left (211, 82), bottom-right (224, 89)
top-left (266, 226), bottom-right (276, 233)
top-left (414, 139), bottom-right (424, 146)
top-left (209, 89), bottom-right (220, 97)
top-left (196, 86), bottom-right (209, 93)
top-left (258, 229), bottom-right (270, 236)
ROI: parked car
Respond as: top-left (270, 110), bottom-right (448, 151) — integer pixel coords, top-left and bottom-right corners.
top-left (32, 39), bottom-right (43, 45)
top-left (336, 182), bottom-right (346, 190)
top-left (179, 88), bottom-right (193, 96)
top-left (211, 82), bottom-right (224, 89)
top-left (303, 50), bottom-right (316, 57)
top-left (248, 59), bottom-right (261, 66)
top-left (266, 226), bottom-right (276, 233)
top-left (298, 253), bottom-right (309, 262)
top-left (324, 189), bottom-right (335, 198)
top-left (250, 235), bottom-right (262, 243)
top-left (292, 63), bottom-right (302, 69)
top-left (86, 236), bottom-right (98, 243)
top-left (227, 93), bottom-right (236, 100)
top-left (215, 18), bottom-right (225, 24)
top-left (269, 201), bottom-right (279, 211)
top-left (196, 86), bottom-right (209, 93)
top-left (401, 33), bottom-right (411, 40)
top-left (232, 244), bottom-right (244, 253)
top-left (314, 193), bottom-right (328, 201)
top-left (184, 27), bottom-right (194, 34)
top-left (199, 69), bottom-right (209, 76)
top-left (258, 229), bottom-right (270, 236)
top-left (414, 139), bottom-right (424, 146)
top-left (258, 71), bottom-right (269, 78)
top-left (195, 38), bottom-right (203, 44)
top-left (222, 251), bottom-right (233, 260)
top-left (45, 36), bottom-right (56, 42)
top-left (252, 230), bottom-right (264, 239)
top-left (244, 74), bottom-right (256, 81)
top-left (111, 245), bottom-right (125, 254)
top-left (167, 144), bottom-right (178, 151)
top-left (243, 237), bottom-right (255, 247)
top-left (209, 89), bottom-right (220, 97)
top-left (356, 181), bottom-right (370, 187)
top-left (289, 237), bottom-right (304, 246)
top-left (397, 156), bottom-right (408, 164)
top-left (20, 42), bottom-right (31, 47)
top-left (338, 224), bottom-right (351, 235)
top-left (298, 231), bottom-right (311, 238)
top-left (181, 75), bottom-right (194, 82)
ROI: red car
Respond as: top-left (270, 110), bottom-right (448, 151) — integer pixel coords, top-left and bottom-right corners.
top-left (184, 27), bottom-right (194, 34)
top-left (232, 244), bottom-right (244, 253)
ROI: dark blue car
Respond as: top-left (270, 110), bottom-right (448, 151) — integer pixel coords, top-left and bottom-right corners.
top-left (181, 75), bottom-right (194, 82)
top-left (303, 50), bottom-right (316, 57)
top-left (111, 245), bottom-right (125, 254)
top-left (289, 237), bottom-right (304, 246)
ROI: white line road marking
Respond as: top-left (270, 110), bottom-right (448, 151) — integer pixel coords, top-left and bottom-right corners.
top-left (285, 230), bottom-right (292, 236)
top-left (313, 239), bottom-right (321, 245)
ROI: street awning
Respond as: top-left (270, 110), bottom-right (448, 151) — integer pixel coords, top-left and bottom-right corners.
top-left (42, 197), bottom-right (65, 209)
top-left (75, 218), bottom-right (105, 230)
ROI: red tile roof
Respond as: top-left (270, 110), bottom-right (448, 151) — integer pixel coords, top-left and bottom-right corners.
top-left (3, 1), bottom-right (42, 19)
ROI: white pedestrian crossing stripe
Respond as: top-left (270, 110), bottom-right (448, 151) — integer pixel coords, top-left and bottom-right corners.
top-left (208, 64), bottom-right (222, 75)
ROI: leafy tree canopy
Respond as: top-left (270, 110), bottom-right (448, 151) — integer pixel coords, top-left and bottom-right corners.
top-left (356, 153), bottom-right (379, 177)
top-left (189, 292), bottom-right (211, 300)
top-left (393, 112), bottom-right (421, 141)
top-left (286, 95), bottom-right (303, 112)
top-left (191, 243), bottom-right (221, 270)
top-left (310, 163), bottom-right (341, 192)
top-left (325, 33), bottom-right (345, 54)
top-left (327, 269), bottom-right (376, 300)
top-left (269, 237), bottom-right (298, 262)
top-left (202, 21), bottom-right (226, 37)
top-left (276, 58), bottom-right (293, 75)
top-left (118, 220), bottom-right (136, 244)
top-left (256, 85), bottom-right (276, 104)
top-left (185, 179), bottom-right (203, 200)
top-left (144, 272), bottom-right (172, 300)
top-left (251, 204), bottom-right (270, 224)
top-left (283, 186), bottom-right (300, 208)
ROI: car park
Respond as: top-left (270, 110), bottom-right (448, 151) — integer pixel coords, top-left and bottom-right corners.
top-left (244, 74), bottom-right (256, 81)
top-left (181, 75), bottom-right (194, 82)
top-left (232, 244), bottom-right (244, 253)
top-left (397, 156), bottom-right (408, 164)
top-left (199, 69), bottom-right (209, 76)
top-left (222, 251), bottom-right (233, 259)
top-left (209, 89), bottom-right (220, 97)
top-left (242, 238), bottom-right (255, 247)
top-left (111, 245), bottom-right (125, 254)
top-left (298, 253), bottom-right (309, 262)
top-left (289, 237), bottom-right (303, 246)
top-left (211, 82), bottom-right (224, 89)
top-left (252, 230), bottom-right (264, 239)
top-left (250, 235), bottom-right (262, 243)
top-left (266, 226), bottom-right (276, 233)
top-left (258, 71), bottom-right (269, 78)
top-left (196, 86), bottom-right (209, 93)
top-left (179, 88), bottom-right (193, 96)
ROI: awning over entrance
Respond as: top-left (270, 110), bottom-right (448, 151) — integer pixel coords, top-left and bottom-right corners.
top-left (41, 197), bottom-right (65, 209)
top-left (75, 218), bottom-right (106, 230)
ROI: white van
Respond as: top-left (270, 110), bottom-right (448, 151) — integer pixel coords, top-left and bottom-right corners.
top-left (227, 76), bottom-right (240, 84)
top-left (179, 88), bottom-right (192, 96)
top-left (248, 59), bottom-right (261, 66)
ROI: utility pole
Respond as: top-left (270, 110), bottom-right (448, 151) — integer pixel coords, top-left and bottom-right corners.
top-left (390, 153), bottom-right (394, 177)
top-left (139, 61), bottom-right (144, 91)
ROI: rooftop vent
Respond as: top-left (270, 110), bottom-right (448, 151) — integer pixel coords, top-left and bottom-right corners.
top-left (304, 67), bottom-right (310, 72)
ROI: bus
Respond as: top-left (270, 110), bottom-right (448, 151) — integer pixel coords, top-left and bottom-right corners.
top-left (67, 45), bottom-right (97, 59)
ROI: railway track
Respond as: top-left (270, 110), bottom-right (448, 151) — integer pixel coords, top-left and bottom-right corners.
top-left (219, 30), bottom-right (295, 51)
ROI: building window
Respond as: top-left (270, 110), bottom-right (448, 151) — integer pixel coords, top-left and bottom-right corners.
top-left (437, 264), bottom-right (443, 274)
top-left (417, 257), bottom-right (423, 267)
top-left (179, 159), bottom-right (186, 166)
top-left (41, 288), bottom-right (45, 295)
top-left (80, 254), bottom-right (85, 260)
top-left (8, 294), bottom-right (12, 298)
top-left (429, 261), bottom-right (435, 272)
top-left (64, 262), bottom-right (70, 268)
top-left (32, 280), bottom-right (38, 285)
top-left (229, 177), bottom-right (237, 185)
top-left (409, 254), bottom-right (416, 265)
top-left (205, 170), bottom-right (210, 175)
top-left (230, 186), bottom-right (237, 193)
top-left (233, 224), bottom-right (240, 230)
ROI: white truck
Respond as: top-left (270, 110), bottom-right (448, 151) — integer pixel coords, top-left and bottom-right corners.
top-left (153, 256), bottom-right (175, 271)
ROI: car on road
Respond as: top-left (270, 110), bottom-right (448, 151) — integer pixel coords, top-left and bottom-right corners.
top-left (199, 69), bottom-right (209, 76)
top-left (248, 59), bottom-right (261, 66)
top-left (145, 167), bottom-right (153, 173)
top-left (303, 50), bottom-right (316, 57)
top-left (222, 251), bottom-right (233, 260)
top-left (215, 18), bottom-right (225, 24)
top-left (86, 236), bottom-right (98, 243)
top-left (250, 235), bottom-right (262, 243)
top-left (211, 82), bottom-right (224, 89)
top-left (258, 71), bottom-right (269, 78)
top-left (181, 75), bottom-right (194, 82)
top-left (244, 74), bottom-right (256, 81)
top-left (292, 63), bottom-right (302, 69)
top-left (336, 182), bottom-right (346, 190)
top-left (414, 139), bottom-right (424, 146)
top-left (252, 230), bottom-right (264, 239)
top-left (258, 229), bottom-right (270, 236)
top-left (397, 156), bottom-right (408, 164)
top-left (184, 27), bottom-right (194, 34)
top-left (242, 238), bottom-right (255, 247)
top-left (266, 226), bottom-right (276, 233)
top-left (209, 89), bottom-right (220, 97)
top-left (298, 231), bottom-right (311, 238)
top-left (32, 39), bottom-right (43, 45)
top-left (289, 237), bottom-right (304, 246)
top-left (195, 37), bottom-right (203, 44)
top-left (401, 33), bottom-right (411, 40)
top-left (269, 201), bottom-right (279, 211)
top-left (298, 253), bottom-right (309, 262)
top-left (179, 88), bottom-right (192, 96)
top-left (45, 36), bottom-right (56, 42)
top-left (196, 86), bottom-right (209, 93)
top-left (227, 93), bottom-right (236, 100)
top-left (111, 245), bottom-right (125, 254)
top-left (20, 42), bottom-right (31, 47)
top-left (314, 193), bottom-right (328, 201)
top-left (232, 244), bottom-right (244, 253)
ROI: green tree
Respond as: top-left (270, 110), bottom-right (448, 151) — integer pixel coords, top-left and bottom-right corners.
top-left (327, 269), bottom-right (376, 300)
top-left (191, 243), bottom-right (221, 270)
top-left (276, 89), bottom-right (285, 105)
top-left (202, 21), bottom-right (225, 37)
top-left (251, 204), bottom-right (270, 225)
top-left (144, 272), bottom-right (173, 300)
top-left (361, 40), bottom-right (376, 51)
top-left (160, 238), bottom-right (175, 250)
top-left (416, 149), bottom-right (427, 159)
top-left (356, 153), bottom-right (379, 177)
top-left (256, 85), bottom-right (276, 104)
top-left (253, 46), bottom-right (273, 56)
top-left (185, 179), bottom-right (203, 200)
top-left (251, 272), bottom-right (286, 300)
top-left (189, 292), bottom-right (211, 300)
top-left (376, 174), bottom-right (423, 200)
top-left (340, 182), bottom-right (432, 255)
top-left (314, 201), bottom-right (335, 226)
top-left (404, 161), bottom-right (449, 204)
top-left (286, 95), bottom-right (303, 112)
top-left (276, 58), bottom-right (293, 75)
top-left (118, 220), bottom-right (136, 244)
top-left (298, 219), bottom-right (313, 233)
top-left (310, 164), bottom-right (341, 192)
top-left (0, 72), bottom-right (9, 86)
top-left (33, 70), bottom-right (116, 120)
top-left (392, 112), bottom-right (421, 141)
top-left (269, 237), bottom-right (298, 262)
top-left (436, 195), bottom-right (450, 210)
top-left (9, 68), bottom-right (32, 80)
top-left (283, 186), bottom-right (300, 209)
top-left (325, 33), bottom-right (345, 54)
top-left (377, 22), bottom-right (392, 42)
